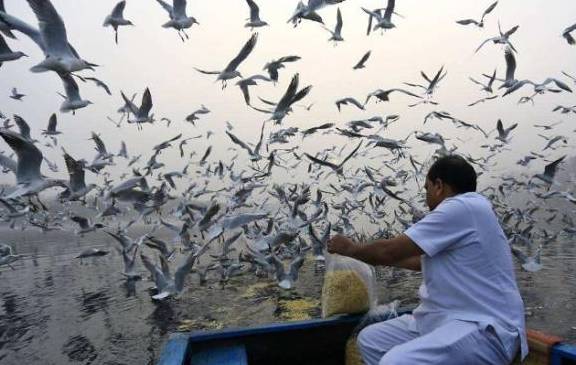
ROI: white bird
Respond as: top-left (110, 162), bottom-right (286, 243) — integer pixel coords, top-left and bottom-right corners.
top-left (235, 74), bottom-right (270, 105)
top-left (362, 0), bottom-right (398, 33)
top-left (0, 34), bottom-right (27, 68)
top-left (245, 0), bottom-right (268, 28)
top-left (41, 113), bottom-right (61, 137)
top-left (195, 33), bottom-right (258, 88)
top-left (335, 97), bottom-right (364, 111)
top-left (456, 1), bottom-right (498, 28)
top-left (532, 155), bottom-right (565, 186)
top-left (103, 0), bottom-right (133, 44)
top-left (495, 119), bottom-right (517, 143)
top-left (323, 7), bottom-right (343, 43)
top-left (59, 150), bottom-right (98, 201)
top-left (476, 22), bottom-right (519, 53)
top-left (156, 0), bottom-right (199, 41)
top-left (70, 215), bottom-right (105, 236)
top-left (141, 250), bottom-right (200, 300)
top-left (57, 72), bottom-right (92, 114)
top-left (511, 242), bottom-right (542, 272)
top-left (121, 88), bottom-right (154, 128)
top-left (9, 87), bottom-right (25, 101)
top-left (0, 129), bottom-right (66, 199)
top-left (226, 121), bottom-right (266, 161)
top-left (0, 0), bottom-right (97, 73)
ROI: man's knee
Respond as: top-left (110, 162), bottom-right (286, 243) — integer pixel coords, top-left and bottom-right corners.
top-left (357, 323), bottom-right (378, 350)
top-left (379, 346), bottom-right (414, 365)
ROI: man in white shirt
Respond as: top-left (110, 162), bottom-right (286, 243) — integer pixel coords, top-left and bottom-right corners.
top-left (327, 155), bottom-right (527, 365)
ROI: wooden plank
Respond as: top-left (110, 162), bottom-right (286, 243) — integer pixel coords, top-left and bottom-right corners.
top-left (157, 333), bottom-right (189, 365)
top-left (189, 344), bottom-right (247, 365)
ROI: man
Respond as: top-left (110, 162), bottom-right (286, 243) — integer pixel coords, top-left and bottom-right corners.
top-left (327, 155), bottom-right (527, 365)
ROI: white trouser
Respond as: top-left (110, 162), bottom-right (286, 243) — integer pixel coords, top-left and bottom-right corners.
top-left (357, 314), bottom-right (516, 365)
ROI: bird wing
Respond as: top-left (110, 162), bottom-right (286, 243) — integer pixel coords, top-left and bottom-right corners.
top-left (91, 132), bottom-right (108, 156)
top-left (226, 131), bottom-right (254, 155)
top-left (47, 113), bottom-right (57, 132)
top-left (71, 215), bottom-right (89, 229)
top-left (63, 151), bottom-right (86, 191)
top-left (456, 19), bottom-right (479, 26)
top-left (13, 115), bottom-right (31, 139)
top-left (254, 120), bottom-right (266, 155)
top-left (287, 255), bottom-right (304, 280)
top-left (275, 73), bottom-right (300, 112)
top-left (504, 25), bottom-right (519, 38)
top-left (305, 153), bottom-right (338, 170)
top-left (27, 0), bottom-right (70, 56)
top-left (383, 0), bottom-right (395, 21)
top-left (85, 77), bottom-right (112, 95)
top-left (475, 37), bottom-right (494, 53)
top-left (0, 32), bottom-right (12, 52)
top-left (193, 67), bottom-right (220, 75)
top-left (496, 119), bottom-right (504, 137)
top-left (291, 85), bottom-right (313, 106)
top-left (155, 0), bottom-right (173, 16)
top-left (0, 129), bottom-right (43, 184)
top-left (138, 88), bottom-right (153, 118)
top-left (173, 0), bottom-right (187, 17)
top-left (174, 250), bottom-right (198, 292)
top-left (544, 155), bottom-right (565, 177)
top-left (481, 1), bottom-right (498, 20)
top-left (59, 72), bottom-right (82, 100)
top-left (111, 1), bottom-right (126, 18)
top-left (246, 0), bottom-right (260, 21)
top-left (334, 7), bottom-right (343, 35)
top-left (353, 50), bottom-right (371, 69)
top-left (390, 88), bottom-right (422, 98)
top-left (224, 32), bottom-right (258, 73)
top-left (547, 78), bottom-right (572, 93)
top-left (338, 141), bottom-right (363, 168)
top-left (504, 48), bottom-right (516, 82)
top-left (0, 11), bottom-right (43, 50)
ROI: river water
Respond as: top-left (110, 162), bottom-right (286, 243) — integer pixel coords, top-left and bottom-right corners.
top-left (0, 224), bottom-right (575, 365)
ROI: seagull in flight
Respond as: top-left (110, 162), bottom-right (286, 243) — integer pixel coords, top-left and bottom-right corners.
top-left (57, 72), bottom-right (92, 114)
top-left (456, 1), bottom-right (498, 28)
top-left (263, 55), bottom-right (301, 82)
top-left (362, 0), bottom-right (398, 34)
top-left (226, 121), bottom-right (266, 161)
top-left (495, 119), bottom-right (517, 143)
top-left (245, 0), bottom-right (268, 29)
top-left (103, 0), bottom-right (133, 45)
top-left (9, 87), bottom-right (24, 101)
top-left (353, 50), bottom-right (371, 70)
top-left (335, 97), bottom-right (364, 111)
top-left (475, 22), bottom-right (519, 53)
top-left (305, 141), bottom-right (363, 176)
top-left (195, 33), bottom-right (258, 88)
top-left (121, 88), bottom-right (154, 128)
top-left (322, 7), bottom-right (343, 43)
top-left (235, 74), bottom-right (270, 105)
top-left (0, 0), bottom-right (97, 73)
top-left (365, 88), bottom-right (421, 105)
top-left (532, 155), bottom-right (565, 187)
top-left (156, 0), bottom-right (198, 41)
top-left (0, 33), bottom-right (27, 67)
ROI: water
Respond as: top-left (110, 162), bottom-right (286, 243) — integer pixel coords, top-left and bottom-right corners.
top-left (0, 226), bottom-right (575, 365)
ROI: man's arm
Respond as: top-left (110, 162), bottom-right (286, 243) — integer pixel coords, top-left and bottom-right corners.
top-left (328, 234), bottom-right (424, 270)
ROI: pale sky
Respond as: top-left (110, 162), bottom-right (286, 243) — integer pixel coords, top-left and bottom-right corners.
top-left (1, 0), bottom-right (576, 187)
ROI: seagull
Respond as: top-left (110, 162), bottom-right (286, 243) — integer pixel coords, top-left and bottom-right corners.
top-left (76, 248), bottom-right (109, 260)
top-left (0, 129), bottom-right (66, 199)
top-left (562, 23), bottom-right (576, 45)
top-left (288, 0), bottom-right (344, 27)
top-left (251, 73), bottom-right (312, 124)
top-left (41, 113), bottom-right (61, 137)
top-left (475, 22), bottom-right (519, 53)
top-left (59, 150), bottom-right (98, 201)
top-left (362, 0), bottom-right (398, 33)
top-left (195, 33), bottom-right (258, 88)
top-left (456, 1), bottom-right (498, 28)
top-left (335, 97), bottom-right (364, 111)
top-left (185, 104), bottom-right (210, 125)
top-left (57, 72), bottom-right (92, 114)
top-left (0, 0), bottom-right (97, 73)
top-left (140, 250), bottom-right (200, 300)
top-left (103, 0), bottom-right (133, 44)
top-left (404, 65), bottom-right (447, 96)
top-left (308, 222), bottom-right (330, 262)
top-left (353, 50), bottom-right (371, 70)
top-left (263, 55), bottom-right (301, 82)
top-left (322, 7), bottom-right (343, 43)
top-left (245, 0), bottom-right (268, 28)
top-left (541, 135), bottom-right (568, 151)
top-left (70, 215), bottom-right (105, 236)
top-left (156, 0), bottom-right (199, 41)
top-left (0, 197), bottom-right (30, 218)
top-left (0, 34), bottom-right (27, 67)
top-left (495, 119), bottom-right (517, 143)
top-left (226, 121), bottom-right (266, 161)
top-left (365, 88), bottom-right (421, 104)
top-left (9, 87), bottom-right (24, 101)
top-left (270, 252), bottom-right (304, 289)
top-left (468, 95), bottom-right (498, 107)
top-left (510, 237), bottom-right (542, 272)
top-left (533, 121), bottom-right (562, 130)
top-left (305, 141), bottom-right (363, 176)
top-left (121, 88), bottom-right (154, 128)
top-left (470, 69), bottom-right (497, 93)
top-left (301, 122), bottom-right (334, 137)
top-left (236, 74), bottom-right (271, 105)
top-left (532, 155), bottom-right (565, 186)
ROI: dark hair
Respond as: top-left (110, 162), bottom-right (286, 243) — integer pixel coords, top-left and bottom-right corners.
top-left (427, 155), bottom-right (477, 193)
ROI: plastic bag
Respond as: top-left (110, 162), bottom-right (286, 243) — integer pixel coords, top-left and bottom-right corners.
top-left (321, 254), bottom-right (376, 318)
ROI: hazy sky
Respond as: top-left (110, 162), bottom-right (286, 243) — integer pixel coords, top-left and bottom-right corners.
top-left (1, 0), bottom-right (576, 187)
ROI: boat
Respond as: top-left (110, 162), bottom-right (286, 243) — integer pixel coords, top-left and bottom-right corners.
top-left (157, 311), bottom-right (576, 365)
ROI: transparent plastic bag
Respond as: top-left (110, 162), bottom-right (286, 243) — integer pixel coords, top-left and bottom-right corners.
top-left (321, 254), bottom-right (376, 318)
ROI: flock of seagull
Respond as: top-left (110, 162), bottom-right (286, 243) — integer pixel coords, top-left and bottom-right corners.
top-left (0, 0), bottom-right (575, 304)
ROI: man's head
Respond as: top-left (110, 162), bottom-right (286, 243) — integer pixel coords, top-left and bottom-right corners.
top-left (424, 155), bottom-right (477, 210)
